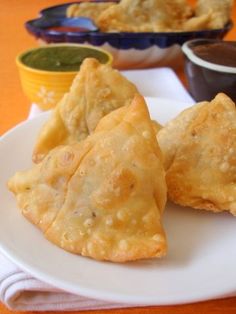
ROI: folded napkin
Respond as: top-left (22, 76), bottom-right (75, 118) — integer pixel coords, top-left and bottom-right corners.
top-left (122, 67), bottom-right (194, 103)
top-left (0, 67), bottom-right (193, 311)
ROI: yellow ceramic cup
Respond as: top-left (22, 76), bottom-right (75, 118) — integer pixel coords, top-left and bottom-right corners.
top-left (16, 43), bottom-right (113, 110)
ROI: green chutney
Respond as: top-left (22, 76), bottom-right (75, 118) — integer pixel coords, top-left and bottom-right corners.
top-left (21, 46), bottom-right (109, 72)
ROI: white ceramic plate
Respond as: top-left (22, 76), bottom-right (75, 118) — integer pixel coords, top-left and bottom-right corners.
top-left (1, 97), bottom-right (236, 306)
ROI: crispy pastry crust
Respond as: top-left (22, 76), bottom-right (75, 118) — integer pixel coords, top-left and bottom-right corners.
top-left (9, 95), bottom-right (167, 262)
top-left (158, 93), bottom-right (236, 216)
top-left (98, 0), bottom-right (193, 32)
top-left (32, 58), bottom-right (138, 163)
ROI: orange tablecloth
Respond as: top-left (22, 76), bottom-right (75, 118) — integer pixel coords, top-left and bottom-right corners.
top-left (1, 1), bottom-right (236, 314)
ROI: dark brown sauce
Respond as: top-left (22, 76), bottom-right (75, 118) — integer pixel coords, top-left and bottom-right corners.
top-left (47, 26), bottom-right (90, 33)
top-left (192, 42), bottom-right (236, 67)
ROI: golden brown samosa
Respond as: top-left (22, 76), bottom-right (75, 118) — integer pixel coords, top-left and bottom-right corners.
top-left (8, 94), bottom-right (167, 262)
top-left (157, 93), bottom-right (236, 216)
top-left (33, 58), bottom-right (138, 163)
top-left (97, 0), bottom-right (193, 32)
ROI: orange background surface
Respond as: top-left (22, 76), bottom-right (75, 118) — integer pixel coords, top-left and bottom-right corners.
top-left (1, 1), bottom-right (236, 314)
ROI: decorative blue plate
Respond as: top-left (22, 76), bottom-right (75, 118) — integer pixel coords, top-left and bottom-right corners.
top-left (25, 1), bottom-right (233, 69)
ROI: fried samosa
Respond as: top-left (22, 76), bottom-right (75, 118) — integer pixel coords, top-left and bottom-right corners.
top-left (33, 58), bottom-right (138, 163)
top-left (67, 0), bottom-right (232, 32)
top-left (97, 0), bottom-right (193, 32)
top-left (157, 93), bottom-right (236, 216)
top-left (8, 94), bottom-right (167, 262)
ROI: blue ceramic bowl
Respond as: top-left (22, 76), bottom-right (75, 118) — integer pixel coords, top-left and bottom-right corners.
top-left (25, 1), bottom-right (233, 69)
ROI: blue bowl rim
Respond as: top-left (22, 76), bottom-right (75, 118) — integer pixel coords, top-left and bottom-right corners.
top-left (25, 16), bottom-right (99, 34)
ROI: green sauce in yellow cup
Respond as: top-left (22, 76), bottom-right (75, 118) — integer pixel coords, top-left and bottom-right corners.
top-left (16, 43), bottom-right (113, 110)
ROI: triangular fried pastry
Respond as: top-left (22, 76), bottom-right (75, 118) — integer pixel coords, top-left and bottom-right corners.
top-left (32, 58), bottom-right (138, 163)
top-left (8, 94), bottom-right (167, 262)
top-left (97, 0), bottom-right (193, 32)
top-left (157, 93), bottom-right (236, 215)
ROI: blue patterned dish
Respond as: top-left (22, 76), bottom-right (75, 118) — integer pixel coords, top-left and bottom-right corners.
top-left (25, 1), bottom-right (233, 69)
